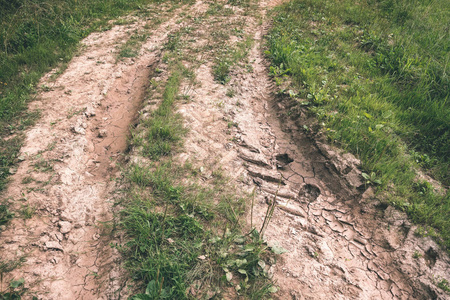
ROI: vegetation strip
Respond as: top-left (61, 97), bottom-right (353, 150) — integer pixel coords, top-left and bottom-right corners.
top-left (117, 3), bottom-right (277, 298)
top-left (266, 0), bottom-right (449, 250)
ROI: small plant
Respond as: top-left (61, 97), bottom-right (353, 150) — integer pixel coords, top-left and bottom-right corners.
top-left (0, 278), bottom-right (26, 299)
top-left (227, 121), bottom-right (238, 129)
top-left (361, 172), bottom-right (382, 185)
top-left (119, 47), bottom-right (138, 58)
top-left (437, 278), bottom-right (450, 293)
top-left (20, 205), bottom-right (36, 219)
top-left (32, 159), bottom-right (53, 173)
top-left (226, 88), bottom-right (235, 98)
top-left (412, 251), bottom-right (422, 259)
top-left (0, 203), bottom-right (14, 230)
top-left (213, 61), bottom-right (231, 84)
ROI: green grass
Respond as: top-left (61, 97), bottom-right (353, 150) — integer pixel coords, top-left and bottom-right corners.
top-left (0, 0), bottom-right (168, 193)
top-left (266, 0), bottom-right (450, 250)
top-left (0, 202), bottom-right (14, 230)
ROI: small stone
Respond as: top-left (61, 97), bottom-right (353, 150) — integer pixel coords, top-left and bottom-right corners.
top-left (72, 126), bottom-right (86, 135)
top-left (84, 107), bottom-right (96, 117)
top-left (198, 255), bottom-right (206, 260)
top-left (59, 221), bottom-right (72, 234)
top-left (45, 241), bottom-right (63, 252)
top-left (98, 129), bottom-right (107, 138)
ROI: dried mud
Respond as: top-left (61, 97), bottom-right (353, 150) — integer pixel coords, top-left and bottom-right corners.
top-left (1, 0), bottom-right (449, 299)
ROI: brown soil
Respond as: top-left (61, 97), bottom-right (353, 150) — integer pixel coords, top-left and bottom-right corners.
top-left (1, 0), bottom-right (449, 299)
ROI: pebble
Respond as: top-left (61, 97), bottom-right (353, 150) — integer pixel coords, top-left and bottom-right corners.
top-left (45, 241), bottom-right (63, 252)
top-left (59, 221), bottom-right (72, 234)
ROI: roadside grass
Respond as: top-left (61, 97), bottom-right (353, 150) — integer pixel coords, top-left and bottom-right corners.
top-left (266, 0), bottom-right (450, 250)
top-left (0, 0), bottom-right (179, 194)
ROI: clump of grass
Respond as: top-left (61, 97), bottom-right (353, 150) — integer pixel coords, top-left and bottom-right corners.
top-left (0, 202), bottom-right (14, 230)
top-left (118, 31), bottom-right (149, 60)
top-left (437, 278), bottom-right (450, 293)
top-left (266, 0), bottom-right (450, 250)
top-left (0, 257), bottom-right (27, 297)
top-left (133, 66), bottom-right (186, 159)
top-left (213, 61), bottom-right (231, 84)
top-left (0, 135), bottom-right (23, 191)
top-left (212, 35), bottom-right (254, 85)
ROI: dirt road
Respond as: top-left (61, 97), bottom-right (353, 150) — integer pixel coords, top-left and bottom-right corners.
top-left (1, 0), bottom-right (449, 299)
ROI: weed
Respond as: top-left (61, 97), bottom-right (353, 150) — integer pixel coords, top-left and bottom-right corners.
top-left (226, 88), bottom-right (236, 98)
top-left (0, 257), bottom-right (26, 297)
top-left (119, 47), bottom-right (139, 58)
top-left (66, 107), bottom-right (86, 119)
top-left (213, 61), bottom-right (231, 84)
top-left (412, 251), bottom-right (422, 259)
top-left (227, 121), bottom-right (239, 129)
top-left (0, 278), bottom-right (27, 299)
top-left (20, 205), bottom-right (36, 219)
top-left (437, 278), bottom-right (450, 293)
top-left (32, 159), bottom-right (53, 173)
top-left (0, 203), bottom-right (14, 230)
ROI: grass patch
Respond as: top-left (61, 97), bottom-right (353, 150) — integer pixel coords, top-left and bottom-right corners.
top-left (0, 202), bottom-right (14, 230)
top-left (212, 34), bottom-right (254, 84)
top-left (118, 30), bottom-right (150, 60)
top-left (267, 0), bottom-right (450, 249)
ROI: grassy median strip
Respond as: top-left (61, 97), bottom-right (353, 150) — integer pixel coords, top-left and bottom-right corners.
top-left (118, 13), bottom-right (276, 297)
top-left (266, 0), bottom-right (449, 249)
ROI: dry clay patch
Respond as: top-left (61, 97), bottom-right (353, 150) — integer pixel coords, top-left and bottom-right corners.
top-left (0, 2), bottom-right (206, 299)
top-left (174, 1), bottom-right (450, 300)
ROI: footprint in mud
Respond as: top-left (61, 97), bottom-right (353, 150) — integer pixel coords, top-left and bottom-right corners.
top-left (275, 153), bottom-right (294, 170)
top-left (298, 183), bottom-right (321, 201)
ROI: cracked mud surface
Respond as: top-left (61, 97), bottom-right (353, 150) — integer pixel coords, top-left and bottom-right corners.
top-left (1, 0), bottom-right (449, 299)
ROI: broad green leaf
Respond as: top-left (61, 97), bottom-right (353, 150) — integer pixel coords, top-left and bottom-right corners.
top-left (258, 260), bottom-right (266, 269)
top-left (271, 245), bottom-right (288, 254)
top-left (268, 286), bottom-right (279, 293)
top-left (235, 259), bottom-right (247, 267)
top-left (10, 278), bottom-right (24, 289)
top-left (226, 272), bottom-right (233, 282)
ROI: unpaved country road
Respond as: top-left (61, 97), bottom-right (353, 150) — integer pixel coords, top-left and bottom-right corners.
top-left (1, 0), bottom-right (449, 299)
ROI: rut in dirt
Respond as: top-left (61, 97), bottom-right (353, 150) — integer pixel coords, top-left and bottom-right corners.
top-left (0, 0), bottom-right (449, 299)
